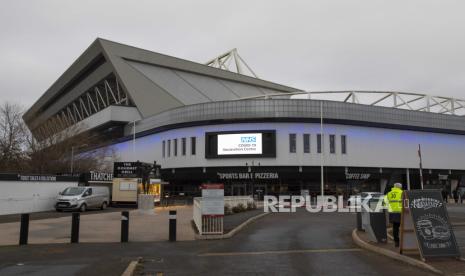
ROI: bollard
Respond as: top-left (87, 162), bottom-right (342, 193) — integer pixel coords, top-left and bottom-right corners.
top-left (19, 213), bottom-right (29, 245)
top-left (356, 211), bottom-right (363, 231)
top-left (169, 210), bottom-right (177, 242)
top-left (121, 211), bottom-right (129, 243)
top-left (71, 212), bottom-right (80, 243)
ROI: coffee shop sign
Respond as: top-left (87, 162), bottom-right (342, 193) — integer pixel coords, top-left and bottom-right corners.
top-left (217, 172), bottom-right (279, 180)
top-left (345, 173), bottom-right (371, 180)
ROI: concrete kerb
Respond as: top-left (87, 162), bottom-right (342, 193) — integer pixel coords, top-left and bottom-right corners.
top-left (351, 229), bottom-right (444, 275)
top-left (195, 212), bottom-right (270, 240)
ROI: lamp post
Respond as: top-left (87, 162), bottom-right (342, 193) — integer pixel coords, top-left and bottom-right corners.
top-left (320, 101), bottom-right (324, 197)
top-left (418, 144), bottom-right (424, 190)
top-left (70, 144), bottom-right (88, 175)
top-left (132, 120), bottom-right (137, 161)
top-left (245, 162), bottom-right (250, 196)
top-left (246, 161), bottom-right (260, 198)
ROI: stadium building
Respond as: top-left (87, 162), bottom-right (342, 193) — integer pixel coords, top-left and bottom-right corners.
top-left (23, 38), bottom-right (465, 198)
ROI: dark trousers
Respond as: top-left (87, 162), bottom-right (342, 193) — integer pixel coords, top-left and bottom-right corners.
top-left (389, 213), bottom-right (401, 245)
top-left (392, 222), bottom-right (400, 244)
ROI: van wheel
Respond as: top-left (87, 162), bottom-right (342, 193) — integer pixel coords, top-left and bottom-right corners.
top-left (79, 203), bottom-right (87, 212)
top-left (101, 202), bottom-right (107, 210)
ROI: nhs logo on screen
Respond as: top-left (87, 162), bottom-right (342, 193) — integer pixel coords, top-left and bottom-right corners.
top-left (241, 136), bottom-right (256, 143)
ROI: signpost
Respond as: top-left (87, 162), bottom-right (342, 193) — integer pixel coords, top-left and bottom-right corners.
top-left (197, 183), bottom-right (225, 235)
top-left (400, 190), bottom-right (460, 260)
top-left (113, 162), bottom-right (139, 178)
top-left (201, 184), bottom-right (224, 216)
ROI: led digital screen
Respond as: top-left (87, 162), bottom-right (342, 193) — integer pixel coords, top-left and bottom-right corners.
top-left (217, 133), bottom-right (263, 155)
top-left (205, 130), bottom-right (276, 158)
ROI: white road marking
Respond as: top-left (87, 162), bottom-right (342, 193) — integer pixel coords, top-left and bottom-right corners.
top-left (198, 248), bottom-right (362, 257)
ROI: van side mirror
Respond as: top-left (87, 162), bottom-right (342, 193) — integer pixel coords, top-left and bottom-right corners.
top-left (58, 192), bottom-right (62, 195)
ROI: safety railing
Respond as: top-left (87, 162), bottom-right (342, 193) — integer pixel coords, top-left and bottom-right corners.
top-left (201, 215), bottom-right (223, 235)
top-left (193, 198), bottom-right (203, 234)
top-left (193, 198), bottom-right (224, 235)
top-left (224, 196), bottom-right (253, 208)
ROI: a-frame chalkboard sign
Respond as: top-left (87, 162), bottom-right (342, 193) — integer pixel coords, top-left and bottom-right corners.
top-left (400, 189), bottom-right (460, 261)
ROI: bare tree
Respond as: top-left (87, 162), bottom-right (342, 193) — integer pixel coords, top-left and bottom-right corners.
top-left (25, 124), bottom-right (113, 174)
top-left (0, 102), bottom-right (28, 172)
top-left (0, 101), bottom-right (115, 174)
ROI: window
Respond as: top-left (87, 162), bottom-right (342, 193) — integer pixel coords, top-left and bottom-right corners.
top-left (182, 138), bottom-right (186, 156)
top-left (191, 137), bottom-right (196, 155)
top-left (62, 187), bottom-right (86, 195)
top-left (317, 134), bottom-right (322, 153)
top-left (174, 139), bottom-right (178, 156)
top-left (289, 133), bottom-right (296, 153)
top-left (341, 135), bottom-right (347, 154)
top-left (303, 134), bottom-right (310, 153)
top-left (120, 181), bottom-right (137, 191)
top-left (162, 140), bottom-right (165, 158)
top-left (329, 134), bottom-right (336, 154)
top-left (167, 139), bottom-right (171, 157)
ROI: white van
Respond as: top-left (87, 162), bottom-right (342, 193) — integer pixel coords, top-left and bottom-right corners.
top-left (55, 186), bottom-right (110, 212)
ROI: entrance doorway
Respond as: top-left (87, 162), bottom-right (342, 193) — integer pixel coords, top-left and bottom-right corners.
top-left (253, 184), bottom-right (267, 200)
top-left (231, 183), bottom-right (247, 196)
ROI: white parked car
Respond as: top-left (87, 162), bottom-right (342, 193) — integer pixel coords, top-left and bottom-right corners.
top-left (55, 186), bottom-right (110, 212)
top-left (348, 192), bottom-right (384, 208)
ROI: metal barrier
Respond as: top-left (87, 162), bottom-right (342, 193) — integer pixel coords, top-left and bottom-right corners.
top-left (193, 198), bottom-right (203, 234)
top-left (201, 215), bottom-right (223, 235)
top-left (161, 196), bottom-right (194, 207)
top-left (194, 199), bottom-right (224, 235)
top-left (224, 196), bottom-right (253, 208)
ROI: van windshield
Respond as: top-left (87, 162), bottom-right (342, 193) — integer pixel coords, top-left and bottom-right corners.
top-left (62, 187), bottom-right (86, 196)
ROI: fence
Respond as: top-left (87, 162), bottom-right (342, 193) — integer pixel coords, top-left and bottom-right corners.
top-left (224, 196), bottom-right (254, 208)
top-left (193, 196), bottom-right (253, 235)
top-left (0, 181), bottom-right (78, 215)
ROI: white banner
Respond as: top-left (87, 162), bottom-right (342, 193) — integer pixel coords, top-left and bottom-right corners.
top-left (201, 199), bottom-right (224, 215)
top-left (201, 184), bottom-right (224, 215)
top-left (202, 189), bottom-right (224, 198)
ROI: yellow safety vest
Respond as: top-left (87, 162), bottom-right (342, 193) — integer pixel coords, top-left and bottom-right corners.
top-left (385, 187), bottom-right (403, 213)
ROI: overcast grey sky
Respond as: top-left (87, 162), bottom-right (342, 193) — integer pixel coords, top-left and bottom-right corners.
top-left (1, 0), bottom-right (464, 107)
